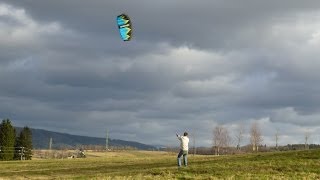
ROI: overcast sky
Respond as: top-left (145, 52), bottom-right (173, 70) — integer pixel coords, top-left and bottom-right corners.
top-left (1, 0), bottom-right (320, 147)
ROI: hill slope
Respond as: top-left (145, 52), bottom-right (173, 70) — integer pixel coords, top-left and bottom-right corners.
top-left (16, 127), bottom-right (156, 150)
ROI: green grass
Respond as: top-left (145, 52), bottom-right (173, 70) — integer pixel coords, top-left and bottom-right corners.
top-left (1, 150), bottom-right (320, 179)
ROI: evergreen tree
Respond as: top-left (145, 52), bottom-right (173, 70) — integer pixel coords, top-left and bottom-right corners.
top-left (15, 127), bottom-right (33, 160)
top-left (14, 134), bottom-right (21, 160)
top-left (0, 119), bottom-right (16, 161)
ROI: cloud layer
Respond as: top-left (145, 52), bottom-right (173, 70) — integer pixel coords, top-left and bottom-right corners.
top-left (1, 1), bottom-right (320, 146)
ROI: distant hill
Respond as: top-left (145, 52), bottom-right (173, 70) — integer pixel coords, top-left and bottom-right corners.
top-left (15, 127), bottom-right (156, 150)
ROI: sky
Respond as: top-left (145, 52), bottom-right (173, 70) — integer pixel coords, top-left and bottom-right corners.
top-left (1, 0), bottom-right (320, 147)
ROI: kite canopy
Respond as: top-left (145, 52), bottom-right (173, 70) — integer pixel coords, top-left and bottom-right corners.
top-left (116, 14), bottom-right (132, 41)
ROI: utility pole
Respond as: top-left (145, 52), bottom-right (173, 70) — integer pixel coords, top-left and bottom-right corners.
top-left (106, 129), bottom-right (109, 151)
top-left (49, 137), bottom-right (52, 150)
top-left (193, 133), bottom-right (196, 156)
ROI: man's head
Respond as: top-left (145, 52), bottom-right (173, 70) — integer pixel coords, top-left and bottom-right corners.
top-left (183, 132), bottom-right (188, 136)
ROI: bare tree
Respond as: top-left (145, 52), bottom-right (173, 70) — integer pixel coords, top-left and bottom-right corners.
top-left (235, 124), bottom-right (245, 151)
top-left (213, 126), bottom-right (223, 155)
top-left (304, 130), bottom-right (310, 150)
top-left (250, 122), bottom-right (263, 152)
top-left (275, 128), bottom-right (279, 150)
top-left (213, 125), bottom-right (231, 155)
top-left (192, 132), bottom-right (197, 156)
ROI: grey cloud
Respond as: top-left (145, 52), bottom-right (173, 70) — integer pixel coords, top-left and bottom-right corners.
top-left (1, 1), bottom-right (320, 146)
top-left (270, 107), bottom-right (320, 126)
top-left (4, 0), bottom-right (320, 49)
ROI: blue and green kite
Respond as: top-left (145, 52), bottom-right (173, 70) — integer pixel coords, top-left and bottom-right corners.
top-left (116, 14), bottom-right (132, 41)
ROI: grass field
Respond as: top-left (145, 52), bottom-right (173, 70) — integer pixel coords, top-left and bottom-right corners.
top-left (1, 150), bottom-right (320, 179)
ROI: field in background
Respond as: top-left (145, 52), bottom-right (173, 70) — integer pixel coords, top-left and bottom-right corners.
top-left (1, 150), bottom-right (320, 179)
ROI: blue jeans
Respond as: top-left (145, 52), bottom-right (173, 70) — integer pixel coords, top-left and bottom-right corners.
top-left (177, 150), bottom-right (188, 167)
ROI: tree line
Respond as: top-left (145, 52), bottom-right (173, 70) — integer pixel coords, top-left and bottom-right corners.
top-left (212, 121), bottom-right (314, 155)
top-left (0, 119), bottom-right (33, 161)
top-left (212, 121), bottom-right (263, 155)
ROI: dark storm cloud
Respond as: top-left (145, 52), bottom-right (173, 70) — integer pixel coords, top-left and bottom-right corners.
top-left (1, 1), bottom-right (320, 146)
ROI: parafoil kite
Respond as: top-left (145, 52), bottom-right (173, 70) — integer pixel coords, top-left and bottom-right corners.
top-left (116, 14), bottom-right (132, 41)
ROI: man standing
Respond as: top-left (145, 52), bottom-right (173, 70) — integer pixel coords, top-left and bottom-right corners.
top-left (176, 132), bottom-right (189, 167)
